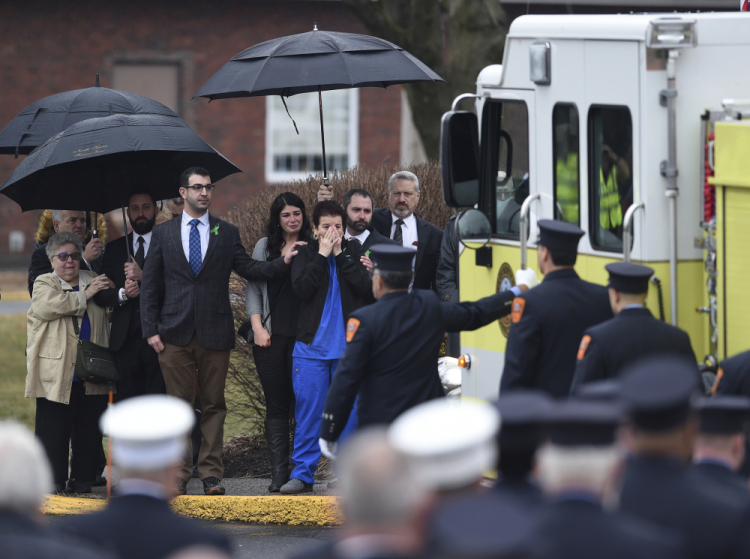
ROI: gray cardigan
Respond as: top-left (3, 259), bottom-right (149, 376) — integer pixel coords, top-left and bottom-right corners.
top-left (245, 237), bottom-right (272, 334)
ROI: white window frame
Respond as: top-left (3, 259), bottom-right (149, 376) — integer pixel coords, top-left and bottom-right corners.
top-left (265, 89), bottom-right (359, 183)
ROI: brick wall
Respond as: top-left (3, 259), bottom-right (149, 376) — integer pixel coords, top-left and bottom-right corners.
top-left (0, 0), bottom-right (402, 256)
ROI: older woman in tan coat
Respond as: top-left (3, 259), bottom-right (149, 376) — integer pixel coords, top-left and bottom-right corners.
top-left (26, 231), bottom-right (113, 494)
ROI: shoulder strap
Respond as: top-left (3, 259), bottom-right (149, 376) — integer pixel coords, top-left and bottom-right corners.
top-left (261, 280), bottom-right (288, 327)
top-left (72, 314), bottom-right (80, 337)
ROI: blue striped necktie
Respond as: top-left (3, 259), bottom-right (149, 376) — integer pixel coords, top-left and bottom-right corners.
top-left (189, 219), bottom-right (202, 277)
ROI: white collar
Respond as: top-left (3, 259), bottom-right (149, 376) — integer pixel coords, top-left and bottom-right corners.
top-left (182, 211), bottom-right (210, 228)
top-left (132, 230), bottom-right (153, 244)
top-left (391, 212), bottom-right (417, 228)
top-left (348, 229), bottom-right (371, 243)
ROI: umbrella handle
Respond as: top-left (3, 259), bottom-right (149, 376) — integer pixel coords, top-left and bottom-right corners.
top-left (92, 212), bottom-right (98, 239)
top-left (121, 205), bottom-right (131, 261)
top-left (318, 87), bottom-right (328, 187)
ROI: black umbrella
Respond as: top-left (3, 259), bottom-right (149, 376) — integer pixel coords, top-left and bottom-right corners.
top-left (0, 113), bottom-right (241, 258)
top-left (194, 25), bottom-right (445, 184)
top-left (0, 75), bottom-right (179, 158)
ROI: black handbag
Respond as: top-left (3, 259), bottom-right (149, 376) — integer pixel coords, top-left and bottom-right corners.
top-left (72, 315), bottom-right (119, 385)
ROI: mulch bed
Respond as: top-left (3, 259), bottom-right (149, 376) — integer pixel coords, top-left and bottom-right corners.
top-left (222, 434), bottom-right (334, 480)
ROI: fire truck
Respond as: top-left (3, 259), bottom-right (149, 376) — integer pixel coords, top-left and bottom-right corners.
top-left (439, 12), bottom-right (750, 400)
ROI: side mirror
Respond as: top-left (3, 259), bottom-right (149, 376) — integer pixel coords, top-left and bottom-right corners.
top-left (456, 208), bottom-right (491, 249)
top-left (440, 111), bottom-right (480, 208)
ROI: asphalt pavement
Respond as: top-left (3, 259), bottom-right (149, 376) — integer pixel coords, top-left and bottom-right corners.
top-left (46, 516), bottom-right (336, 559)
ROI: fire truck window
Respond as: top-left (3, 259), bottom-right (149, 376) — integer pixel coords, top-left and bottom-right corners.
top-left (553, 104), bottom-right (580, 225)
top-left (588, 106), bottom-right (633, 251)
top-left (481, 100), bottom-right (530, 239)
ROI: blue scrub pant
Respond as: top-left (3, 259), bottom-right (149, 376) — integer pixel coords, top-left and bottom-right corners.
top-left (291, 357), bottom-right (357, 484)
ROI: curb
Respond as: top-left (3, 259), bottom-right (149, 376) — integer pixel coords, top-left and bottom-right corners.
top-left (43, 495), bottom-right (343, 526)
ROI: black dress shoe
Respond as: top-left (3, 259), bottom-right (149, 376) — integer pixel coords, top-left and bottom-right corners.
top-left (65, 479), bottom-right (92, 494)
top-left (202, 477), bottom-right (225, 496)
top-left (85, 475), bottom-right (107, 487)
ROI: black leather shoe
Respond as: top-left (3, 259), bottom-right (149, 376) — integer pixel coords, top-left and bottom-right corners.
top-left (202, 477), bottom-right (225, 496)
top-left (175, 479), bottom-right (188, 496)
top-left (65, 479), bottom-right (91, 494)
top-left (265, 419), bottom-right (290, 493)
top-left (85, 475), bottom-right (107, 487)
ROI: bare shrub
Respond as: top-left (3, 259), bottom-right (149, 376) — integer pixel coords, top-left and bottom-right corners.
top-left (225, 161), bottom-right (448, 427)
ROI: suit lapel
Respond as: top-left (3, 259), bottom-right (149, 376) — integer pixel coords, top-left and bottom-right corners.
top-left (414, 216), bottom-right (427, 272)
top-left (169, 216), bottom-right (193, 276)
top-left (201, 214), bottom-right (219, 273)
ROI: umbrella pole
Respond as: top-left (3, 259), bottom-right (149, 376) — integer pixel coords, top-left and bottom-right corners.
top-left (318, 86), bottom-right (329, 187)
top-left (121, 205), bottom-right (132, 261)
top-left (92, 212), bottom-right (98, 239)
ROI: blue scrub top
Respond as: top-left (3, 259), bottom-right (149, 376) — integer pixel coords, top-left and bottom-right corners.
top-left (293, 255), bottom-right (347, 360)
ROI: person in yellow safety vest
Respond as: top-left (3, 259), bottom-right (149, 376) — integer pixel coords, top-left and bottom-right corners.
top-left (556, 152), bottom-right (579, 223)
top-left (599, 145), bottom-right (630, 231)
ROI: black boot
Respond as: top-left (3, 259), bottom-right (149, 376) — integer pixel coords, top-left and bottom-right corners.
top-left (265, 419), bottom-right (290, 493)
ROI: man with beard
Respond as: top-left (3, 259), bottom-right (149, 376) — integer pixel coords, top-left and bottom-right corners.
top-left (343, 188), bottom-right (398, 255)
top-left (94, 190), bottom-right (165, 401)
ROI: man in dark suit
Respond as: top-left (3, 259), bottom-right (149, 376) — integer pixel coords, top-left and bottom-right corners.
top-left (691, 396), bottom-right (750, 500)
top-left (570, 263), bottom-right (696, 393)
top-left (319, 245), bottom-right (534, 448)
top-left (94, 189), bottom-right (165, 401)
top-left (501, 220), bottom-right (613, 397)
top-left (619, 357), bottom-right (750, 559)
top-left (27, 209), bottom-right (103, 295)
top-left (342, 188), bottom-right (398, 255)
top-left (61, 395), bottom-right (231, 559)
top-left (319, 171), bottom-right (443, 291)
top-left (141, 166), bottom-right (301, 496)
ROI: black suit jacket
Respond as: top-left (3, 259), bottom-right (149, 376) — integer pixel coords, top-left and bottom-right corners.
top-left (620, 455), bottom-right (750, 559)
top-left (320, 288), bottom-right (516, 440)
top-left (28, 241), bottom-right (100, 296)
top-left (59, 494), bottom-right (231, 559)
top-left (94, 233), bottom-right (156, 352)
top-left (539, 499), bottom-right (684, 559)
top-left (360, 228), bottom-right (399, 252)
top-left (501, 269), bottom-right (613, 397)
top-left (371, 208), bottom-right (443, 291)
top-left (140, 214), bottom-right (288, 351)
top-left (570, 307), bottom-right (696, 393)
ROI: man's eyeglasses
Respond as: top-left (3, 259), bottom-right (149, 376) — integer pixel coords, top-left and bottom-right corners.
top-left (54, 252), bottom-right (81, 262)
top-left (186, 184), bottom-right (216, 193)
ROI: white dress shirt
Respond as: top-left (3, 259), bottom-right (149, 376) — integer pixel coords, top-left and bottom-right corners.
top-left (347, 228), bottom-right (370, 245)
top-left (389, 212), bottom-right (418, 250)
top-left (181, 211), bottom-right (210, 262)
top-left (118, 230), bottom-right (154, 304)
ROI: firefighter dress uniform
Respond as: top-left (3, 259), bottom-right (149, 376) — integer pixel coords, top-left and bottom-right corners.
top-left (501, 220), bottom-right (613, 397)
top-left (569, 262), bottom-right (696, 394)
top-left (319, 245), bottom-right (521, 444)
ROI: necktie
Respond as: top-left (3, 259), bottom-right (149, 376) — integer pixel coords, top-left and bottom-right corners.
top-left (393, 219), bottom-right (404, 246)
top-left (347, 237), bottom-right (361, 245)
top-left (134, 236), bottom-right (145, 270)
top-left (189, 219), bottom-right (202, 277)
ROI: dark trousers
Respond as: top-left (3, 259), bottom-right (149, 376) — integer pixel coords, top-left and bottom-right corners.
top-left (159, 336), bottom-right (230, 482)
top-left (252, 334), bottom-right (294, 420)
top-left (35, 382), bottom-right (108, 486)
top-left (113, 332), bottom-right (165, 401)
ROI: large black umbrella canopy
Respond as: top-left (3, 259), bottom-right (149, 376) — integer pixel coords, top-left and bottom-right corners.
top-left (0, 75), bottom-right (179, 156)
top-left (0, 113), bottom-right (241, 214)
top-left (194, 29), bottom-right (444, 99)
top-left (194, 27), bottom-right (444, 183)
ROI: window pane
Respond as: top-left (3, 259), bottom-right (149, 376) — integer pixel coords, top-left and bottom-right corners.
top-left (553, 104), bottom-right (579, 224)
top-left (481, 101), bottom-right (530, 239)
top-left (588, 106), bottom-right (633, 251)
top-left (270, 90), bottom-right (352, 175)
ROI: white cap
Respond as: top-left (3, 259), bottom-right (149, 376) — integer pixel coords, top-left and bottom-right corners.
top-left (100, 395), bottom-right (194, 471)
top-left (388, 399), bottom-right (500, 491)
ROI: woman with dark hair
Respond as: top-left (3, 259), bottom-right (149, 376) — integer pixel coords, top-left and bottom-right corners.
top-left (245, 192), bottom-right (313, 492)
top-left (280, 201), bottom-right (372, 494)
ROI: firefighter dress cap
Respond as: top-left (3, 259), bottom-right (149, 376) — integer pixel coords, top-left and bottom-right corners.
top-left (537, 219), bottom-right (584, 252)
top-left (369, 244), bottom-right (415, 272)
top-left (696, 395), bottom-right (750, 434)
top-left (606, 262), bottom-right (654, 294)
top-left (495, 390), bottom-right (554, 451)
top-left (388, 399), bottom-right (500, 490)
top-left (573, 379), bottom-right (623, 403)
top-left (544, 400), bottom-right (623, 446)
top-left (619, 356), bottom-right (700, 432)
top-left (100, 395), bottom-right (195, 470)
